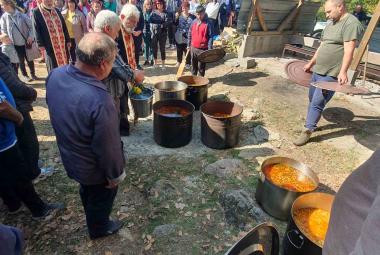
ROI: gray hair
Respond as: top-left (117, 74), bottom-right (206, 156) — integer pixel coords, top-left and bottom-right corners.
top-left (94, 10), bottom-right (121, 31)
top-left (120, 4), bottom-right (140, 20)
top-left (76, 32), bottom-right (117, 66)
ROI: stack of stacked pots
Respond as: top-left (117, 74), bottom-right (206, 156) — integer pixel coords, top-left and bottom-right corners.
top-left (153, 81), bottom-right (194, 148)
top-left (177, 75), bottom-right (209, 110)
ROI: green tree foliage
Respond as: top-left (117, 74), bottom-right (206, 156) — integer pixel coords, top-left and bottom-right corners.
top-left (316, 0), bottom-right (378, 21)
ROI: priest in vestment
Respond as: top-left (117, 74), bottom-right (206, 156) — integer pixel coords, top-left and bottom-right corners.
top-left (32, 0), bottom-right (70, 72)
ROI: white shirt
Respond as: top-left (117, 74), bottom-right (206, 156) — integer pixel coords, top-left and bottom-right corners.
top-left (189, 1), bottom-right (200, 15)
top-left (205, 2), bottom-right (220, 19)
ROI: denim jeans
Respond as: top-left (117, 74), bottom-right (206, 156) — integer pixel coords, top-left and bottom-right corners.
top-left (305, 73), bottom-right (336, 131)
top-left (143, 33), bottom-right (153, 62)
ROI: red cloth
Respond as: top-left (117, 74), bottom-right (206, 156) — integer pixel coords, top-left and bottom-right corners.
top-left (190, 21), bottom-right (209, 49)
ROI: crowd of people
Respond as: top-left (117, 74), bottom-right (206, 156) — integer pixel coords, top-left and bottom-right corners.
top-left (0, 0), bottom-right (240, 76)
top-left (0, 0), bottom-right (238, 245)
top-left (1, 0), bottom-right (380, 254)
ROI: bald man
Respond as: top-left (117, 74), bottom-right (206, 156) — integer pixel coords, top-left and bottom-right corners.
top-left (46, 33), bottom-right (125, 239)
top-left (294, 0), bottom-right (364, 146)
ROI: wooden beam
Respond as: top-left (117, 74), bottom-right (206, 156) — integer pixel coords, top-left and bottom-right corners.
top-left (277, 0), bottom-right (304, 32)
top-left (256, 2), bottom-right (268, 32)
top-left (348, 1), bottom-right (380, 84)
top-left (246, 0), bottom-right (258, 34)
top-left (249, 31), bottom-right (295, 36)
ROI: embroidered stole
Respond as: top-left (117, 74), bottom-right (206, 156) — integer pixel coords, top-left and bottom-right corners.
top-left (121, 29), bottom-right (136, 70)
top-left (39, 6), bottom-right (68, 66)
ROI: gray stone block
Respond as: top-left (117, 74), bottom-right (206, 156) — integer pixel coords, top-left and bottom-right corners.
top-left (239, 57), bottom-right (256, 69)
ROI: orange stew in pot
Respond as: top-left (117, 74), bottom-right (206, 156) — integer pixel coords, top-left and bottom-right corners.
top-left (293, 208), bottom-right (330, 247)
top-left (263, 163), bottom-right (317, 192)
top-left (212, 113), bottom-right (231, 118)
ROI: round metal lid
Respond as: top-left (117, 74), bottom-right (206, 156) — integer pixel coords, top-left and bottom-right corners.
top-left (311, 81), bottom-right (370, 94)
top-left (224, 222), bottom-right (280, 255)
top-left (284, 60), bottom-right (312, 87)
top-left (198, 48), bottom-right (226, 63)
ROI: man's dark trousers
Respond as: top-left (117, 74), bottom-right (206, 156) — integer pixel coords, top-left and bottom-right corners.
top-left (79, 183), bottom-right (118, 235)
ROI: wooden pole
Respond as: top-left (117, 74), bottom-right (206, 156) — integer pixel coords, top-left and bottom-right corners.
top-left (348, 1), bottom-right (380, 84)
top-left (256, 2), bottom-right (268, 32)
top-left (246, 0), bottom-right (258, 34)
top-left (277, 0), bottom-right (304, 32)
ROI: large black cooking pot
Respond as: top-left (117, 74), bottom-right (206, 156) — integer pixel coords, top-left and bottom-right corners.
top-left (224, 222), bottom-right (279, 255)
top-left (178, 75), bottom-right (209, 111)
top-left (283, 192), bottom-right (334, 255)
top-left (200, 101), bottom-right (243, 149)
top-left (255, 157), bottom-right (319, 221)
top-left (153, 100), bottom-right (194, 148)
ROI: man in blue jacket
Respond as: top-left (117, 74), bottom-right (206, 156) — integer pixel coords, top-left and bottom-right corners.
top-left (46, 32), bottom-right (126, 239)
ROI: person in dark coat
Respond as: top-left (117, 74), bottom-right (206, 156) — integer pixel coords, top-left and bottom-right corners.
top-left (150, 0), bottom-right (169, 69)
top-left (128, 0), bottom-right (144, 70)
top-left (32, 0), bottom-right (71, 72)
top-left (174, 1), bottom-right (194, 67)
top-left (46, 33), bottom-right (125, 239)
top-left (0, 52), bottom-right (41, 188)
top-left (0, 77), bottom-right (63, 219)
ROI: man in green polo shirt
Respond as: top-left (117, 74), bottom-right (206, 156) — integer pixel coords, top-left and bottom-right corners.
top-left (294, 0), bottom-right (364, 146)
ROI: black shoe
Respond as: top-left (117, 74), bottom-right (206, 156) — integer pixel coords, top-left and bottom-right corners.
top-left (137, 65), bottom-right (143, 70)
top-left (32, 202), bottom-right (65, 220)
top-left (150, 60), bottom-right (154, 66)
top-left (143, 60), bottom-right (149, 66)
top-left (89, 220), bottom-right (124, 239)
top-left (31, 74), bottom-right (39, 81)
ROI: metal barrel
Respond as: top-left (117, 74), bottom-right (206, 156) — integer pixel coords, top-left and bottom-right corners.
top-left (200, 101), bottom-right (243, 149)
top-left (178, 75), bottom-right (209, 111)
top-left (153, 100), bottom-right (195, 148)
top-left (154, 81), bottom-right (188, 102)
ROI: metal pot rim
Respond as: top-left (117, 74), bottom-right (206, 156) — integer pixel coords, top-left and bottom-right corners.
top-left (153, 99), bottom-right (195, 117)
top-left (178, 75), bottom-right (210, 87)
top-left (200, 101), bottom-right (244, 119)
top-left (289, 192), bottom-right (335, 248)
top-left (154, 81), bottom-right (188, 92)
top-left (260, 156), bottom-right (319, 193)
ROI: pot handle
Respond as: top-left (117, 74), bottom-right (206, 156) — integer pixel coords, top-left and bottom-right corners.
top-left (238, 244), bottom-right (264, 255)
top-left (287, 229), bottom-right (304, 249)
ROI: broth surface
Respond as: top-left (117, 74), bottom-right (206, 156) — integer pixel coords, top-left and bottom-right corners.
top-left (293, 208), bottom-right (330, 247)
top-left (157, 106), bottom-right (190, 117)
top-left (263, 163), bottom-right (317, 192)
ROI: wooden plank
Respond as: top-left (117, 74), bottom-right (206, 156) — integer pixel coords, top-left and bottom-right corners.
top-left (249, 31), bottom-right (295, 36)
top-left (348, 1), bottom-right (380, 84)
top-left (255, 2), bottom-right (268, 32)
top-left (277, 0), bottom-right (304, 32)
top-left (176, 50), bottom-right (190, 78)
top-left (246, 0), bottom-right (258, 34)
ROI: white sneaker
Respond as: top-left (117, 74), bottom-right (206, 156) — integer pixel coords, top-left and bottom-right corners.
top-left (175, 62), bottom-right (180, 67)
top-left (161, 64), bottom-right (166, 70)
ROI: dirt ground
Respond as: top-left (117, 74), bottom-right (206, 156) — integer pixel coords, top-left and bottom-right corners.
top-left (1, 49), bottom-right (379, 255)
